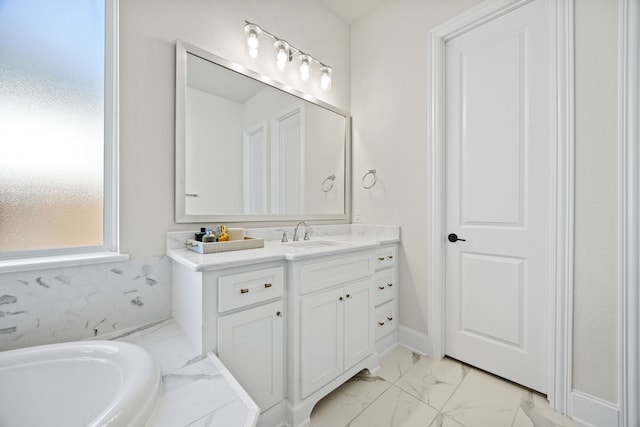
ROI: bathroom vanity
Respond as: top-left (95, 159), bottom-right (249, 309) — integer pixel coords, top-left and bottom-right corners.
top-left (167, 225), bottom-right (399, 427)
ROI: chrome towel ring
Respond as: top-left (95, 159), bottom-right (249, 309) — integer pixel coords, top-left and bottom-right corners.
top-left (362, 169), bottom-right (377, 189)
top-left (321, 174), bottom-right (336, 192)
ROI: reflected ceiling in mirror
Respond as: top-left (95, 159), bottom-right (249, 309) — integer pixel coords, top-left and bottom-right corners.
top-left (175, 41), bottom-right (351, 223)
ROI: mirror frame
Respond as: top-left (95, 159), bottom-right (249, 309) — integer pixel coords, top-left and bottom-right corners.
top-left (175, 40), bottom-right (351, 224)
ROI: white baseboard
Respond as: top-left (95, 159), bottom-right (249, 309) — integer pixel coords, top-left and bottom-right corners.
top-left (375, 330), bottom-right (398, 355)
top-left (570, 391), bottom-right (619, 427)
top-left (397, 325), bottom-right (432, 356)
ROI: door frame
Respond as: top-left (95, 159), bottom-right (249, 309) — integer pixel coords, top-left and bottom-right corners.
top-left (426, 0), bottom-right (574, 413)
top-left (618, 0), bottom-right (639, 425)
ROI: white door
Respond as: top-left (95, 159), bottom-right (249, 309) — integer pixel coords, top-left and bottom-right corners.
top-left (444, 0), bottom-right (554, 393)
top-left (218, 300), bottom-right (284, 411)
top-left (243, 122), bottom-right (267, 214)
top-left (271, 102), bottom-right (305, 214)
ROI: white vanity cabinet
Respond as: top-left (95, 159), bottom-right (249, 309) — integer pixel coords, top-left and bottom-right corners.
top-left (168, 225), bottom-right (401, 427)
top-left (300, 278), bottom-right (373, 398)
top-left (218, 299), bottom-right (284, 411)
top-left (217, 267), bottom-right (285, 412)
top-left (373, 244), bottom-right (398, 352)
top-left (172, 261), bottom-right (286, 415)
top-left (286, 251), bottom-right (379, 426)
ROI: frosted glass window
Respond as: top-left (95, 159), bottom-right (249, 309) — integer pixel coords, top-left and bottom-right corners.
top-left (0, 0), bottom-right (106, 253)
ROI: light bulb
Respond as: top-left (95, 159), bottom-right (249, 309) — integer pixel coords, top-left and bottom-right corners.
top-left (319, 66), bottom-right (332, 91)
top-left (299, 54), bottom-right (311, 81)
top-left (244, 24), bottom-right (261, 58)
top-left (274, 40), bottom-right (290, 71)
top-left (247, 32), bottom-right (259, 49)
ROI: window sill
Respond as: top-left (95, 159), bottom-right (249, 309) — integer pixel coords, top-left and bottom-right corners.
top-left (0, 252), bottom-right (130, 274)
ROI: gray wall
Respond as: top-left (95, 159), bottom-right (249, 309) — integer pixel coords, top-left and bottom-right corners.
top-left (573, 0), bottom-right (619, 403)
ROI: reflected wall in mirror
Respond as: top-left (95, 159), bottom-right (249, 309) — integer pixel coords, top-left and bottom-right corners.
top-left (175, 41), bottom-right (351, 223)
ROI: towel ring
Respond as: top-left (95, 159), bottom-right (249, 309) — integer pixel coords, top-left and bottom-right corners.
top-left (321, 174), bottom-right (336, 192)
top-left (362, 169), bottom-right (377, 189)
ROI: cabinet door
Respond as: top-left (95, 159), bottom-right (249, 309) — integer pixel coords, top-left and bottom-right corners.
top-left (344, 279), bottom-right (374, 369)
top-left (218, 300), bottom-right (284, 411)
top-left (300, 287), bottom-right (344, 398)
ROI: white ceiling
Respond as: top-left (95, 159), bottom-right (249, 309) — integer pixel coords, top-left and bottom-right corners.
top-left (319, 0), bottom-right (387, 23)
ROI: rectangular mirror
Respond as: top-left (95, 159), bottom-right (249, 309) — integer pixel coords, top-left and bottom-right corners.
top-left (175, 40), bottom-right (351, 223)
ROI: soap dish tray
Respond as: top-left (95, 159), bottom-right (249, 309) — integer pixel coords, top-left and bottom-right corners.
top-left (186, 236), bottom-right (264, 254)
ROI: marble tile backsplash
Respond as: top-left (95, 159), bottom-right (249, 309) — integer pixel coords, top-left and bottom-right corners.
top-left (0, 256), bottom-right (172, 351)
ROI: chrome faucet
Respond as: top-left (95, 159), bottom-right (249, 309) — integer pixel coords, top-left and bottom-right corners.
top-left (293, 221), bottom-right (310, 241)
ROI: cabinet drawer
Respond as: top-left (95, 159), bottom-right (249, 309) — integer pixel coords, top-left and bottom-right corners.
top-left (300, 254), bottom-right (373, 295)
top-left (219, 266), bottom-right (284, 312)
top-left (374, 271), bottom-right (395, 306)
top-left (374, 246), bottom-right (397, 271)
top-left (374, 301), bottom-right (396, 341)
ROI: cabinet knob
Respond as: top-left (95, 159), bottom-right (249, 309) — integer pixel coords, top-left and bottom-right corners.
top-left (378, 286), bottom-right (385, 290)
top-left (346, 294), bottom-right (352, 298)
top-left (240, 288), bottom-right (249, 294)
top-left (378, 322), bottom-right (385, 326)
top-left (264, 283), bottom-right (272, 288)
top-left (276, 311), bottom-right (283, 317)
top-left (387, 283), bottom-right (393, 287)
top-left (388, 255), bottom-right (393, 259)
top-left (387, 316), bottom-right (393, 321)
top-left (339, 296), bottom-right (344, 301)
top-left (378, 257), bottom-right (385, 261)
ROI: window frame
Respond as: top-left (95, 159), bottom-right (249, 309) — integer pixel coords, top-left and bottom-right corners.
top-left (0, 0), bottom-right (123, 269)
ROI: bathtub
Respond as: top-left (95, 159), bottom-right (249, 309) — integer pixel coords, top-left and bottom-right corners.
top-left (0, 340), bottom-right (161, 427)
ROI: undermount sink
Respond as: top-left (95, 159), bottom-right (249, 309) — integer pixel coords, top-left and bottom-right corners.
top-left (282, 240), bottom-right (350, 250)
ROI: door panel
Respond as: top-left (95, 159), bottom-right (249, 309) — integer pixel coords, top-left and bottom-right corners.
top-left (300, 287), bottom-right (344, 398)
top-left (271, 103), bottom-right (304, 214)
top-left (461, 30), bottom-right (525, 227)
top-left (445, 0), bottom-right (553, 393)
top-left (243, 122), bottom-right (267, 214)
top-left (217, 300), bottom-right (284, 410)
top-left (459, 253), bottom-right (524, 348)
top-left (344, 279), bottom-right (374, 369)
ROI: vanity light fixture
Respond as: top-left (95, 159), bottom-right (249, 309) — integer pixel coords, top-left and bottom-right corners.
top-left (274, 40), bottom-right (290, 71)
top-left (319, 66), bottom-right (332, 91)
top-left (244, 23), bottom-right (261, 59)
top-left (244, 21), bottom-right (333, 91)
top-left (299, 54), bottom-right (311, 81)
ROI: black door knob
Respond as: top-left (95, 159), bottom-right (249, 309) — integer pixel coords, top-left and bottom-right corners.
top-left (448, 233), bottom-right (466, 242)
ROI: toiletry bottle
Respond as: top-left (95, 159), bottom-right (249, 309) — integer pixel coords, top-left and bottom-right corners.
top-left (217, 225), bottom-right (229, 242)
top-left (202, 227), bottom-right (218, 243)
top-left (195, 227), bottom-right (206, 242)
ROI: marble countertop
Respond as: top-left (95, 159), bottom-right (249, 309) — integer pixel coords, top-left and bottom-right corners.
top-left (166, 224), bottom-right (400, 272)
top-left (104, 320), bottom-right (259, 427)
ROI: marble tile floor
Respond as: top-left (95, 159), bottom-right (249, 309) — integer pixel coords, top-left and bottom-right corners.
top-left (308, 346), bottom-right (575, 427)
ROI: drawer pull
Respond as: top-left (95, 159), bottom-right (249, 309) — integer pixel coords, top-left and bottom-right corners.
top-left (378, 286), bottom-right (386, 290)
top-left (388, 255), bottom-right (394, 259)
top-left (378, 257), bottom-right (385, 261)
top-left (387, 283), bottom-right (393, 287)
top-left (378, 321), bottom-right (385, 326)
top-left (387, 316), bottom-right (393, 321)
top-left (264, 283), bottom-right (272, 288)
top-left (240, 288), bottom-right (249, 294)
top-left (276, 311), bottom-right (283, 317)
